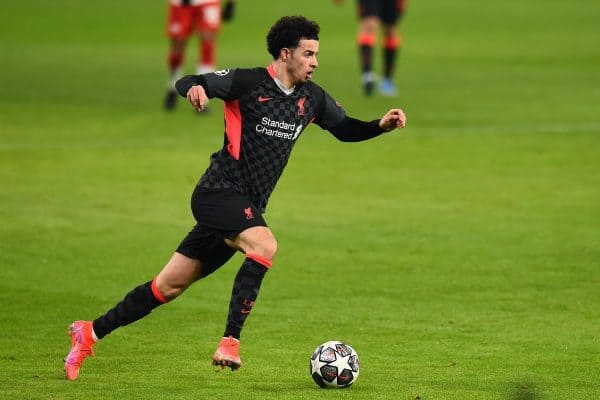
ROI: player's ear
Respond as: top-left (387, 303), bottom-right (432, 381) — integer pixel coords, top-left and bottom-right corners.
top-left (281, 48), bottom-right (290, 61)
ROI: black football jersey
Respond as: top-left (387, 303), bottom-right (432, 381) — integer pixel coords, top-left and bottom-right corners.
top-left (178, 65), bottom-right (347, 210)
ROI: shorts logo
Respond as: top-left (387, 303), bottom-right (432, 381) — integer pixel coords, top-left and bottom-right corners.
top-left (169, 23), bottom-right (182, 35)
top-left (214, 69), bottom-right (230, 76)
top-left (244, 207), bottom-right (254, 220)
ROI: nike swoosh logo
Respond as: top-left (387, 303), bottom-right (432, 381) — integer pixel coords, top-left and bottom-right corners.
top-left (258, 96), bottom-right (273, 102)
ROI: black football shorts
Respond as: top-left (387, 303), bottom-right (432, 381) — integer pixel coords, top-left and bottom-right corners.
top-left (358, 0), bottom-right (405, 25)
top-left (176, 187), bottom-right (268, 277)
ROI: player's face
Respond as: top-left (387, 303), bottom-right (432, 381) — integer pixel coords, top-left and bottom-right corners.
top-left (287, 39), bottom-right (319, 85)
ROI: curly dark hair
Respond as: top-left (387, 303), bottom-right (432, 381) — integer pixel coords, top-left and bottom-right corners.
top-left (266, 16), bottom-right (320, 59)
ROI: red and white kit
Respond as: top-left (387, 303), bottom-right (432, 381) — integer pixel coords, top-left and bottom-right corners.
top-left (167, 0), bottom-right (222, 39)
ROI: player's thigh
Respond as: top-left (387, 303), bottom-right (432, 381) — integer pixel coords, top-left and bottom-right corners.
top-left (166, 4), bottom-right (194, 39)
top-left (225, 226), bottom-right (277, 259)
top-left (192, 187), bottom-right (277, 259)
top-left (357, 0), bottom-right (380, 18)
top-left (155, 252), bottom-right (202, 292)
top-left (186, 188), bottom-right (270, 270)
top-left (190, 188), bottom-right (268, 236)
top-left (380, 0), bottom-right (404, 25)
top-left (196, 2), bottom-right (221, 33)
top-left (176, 223), bottom-right (237, 278)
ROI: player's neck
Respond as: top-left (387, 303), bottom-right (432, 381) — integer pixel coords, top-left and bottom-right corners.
top-left (270, 61), bottom-right (296, 90)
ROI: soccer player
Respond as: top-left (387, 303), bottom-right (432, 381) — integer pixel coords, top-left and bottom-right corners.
top-left (164, 0), bottom-right (236, 110)
top-left (335, 0), bottom-right (407, 96)
top-left (64, 15), bottom-right (406, 380)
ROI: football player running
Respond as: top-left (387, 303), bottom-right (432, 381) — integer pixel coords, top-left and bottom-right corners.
top-left (64, 15), bottom-right (405, 380)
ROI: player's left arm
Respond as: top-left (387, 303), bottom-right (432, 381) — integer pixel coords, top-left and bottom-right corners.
top-left (312, 85), bottom-right (406, 142)
top-left (327, 117), bottom-right (385, 142)
top-left (327, 113), bottom-right (406, 142)
top-left (378, 109), bottom-right (407, 131)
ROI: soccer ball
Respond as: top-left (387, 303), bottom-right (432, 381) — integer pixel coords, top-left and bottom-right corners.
top-left (309, 341), bottom-right (360, 388)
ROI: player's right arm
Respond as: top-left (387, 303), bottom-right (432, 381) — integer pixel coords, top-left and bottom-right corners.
top-left (184, 84), bottom-right (209, 112)
top-left (176, 74), bottom-right (214, 112)
top-left (176, 69), bottom-right (237, 112)
top-left (176, 68), bottom-right (259, 112)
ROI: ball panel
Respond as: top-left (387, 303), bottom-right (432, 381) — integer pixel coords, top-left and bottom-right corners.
top-left (348, 354), bottom-right (359, 372)
top-left (319, 365), bottom-right (338, 383)
top-left (311, 372), bottom-right (328, 388)
top-left (319, 347), bottom-right (337, 363)
top-left (335, 343), bottom-right (352, 357)
top-left (310, 345), bottom-right (322, 360)
top-left (337, 368), bottom-right (355, 386)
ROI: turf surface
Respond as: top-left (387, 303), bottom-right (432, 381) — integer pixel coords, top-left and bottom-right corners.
top-left (1, 1), bottom-right (599, 399)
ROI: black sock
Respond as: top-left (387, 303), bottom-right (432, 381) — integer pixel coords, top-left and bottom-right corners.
top-left (383, 47), bottom-right (398, 79)
top-left (223, 258), bottom-right (269, 340)
top-left (360, 44), bottom-right (374, 73)
top-left (92, 280), bottom-right (165, 339)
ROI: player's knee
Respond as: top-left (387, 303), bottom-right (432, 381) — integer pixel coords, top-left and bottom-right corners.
top-left (234, 226), bottom-right (278, 262)
top-left (156, 281), bottom-right (188, 301)
top-left (261, 238), bottom-right (278, 261)
top-left (251, 237), bottom-right (277, 262)
top-left (357, 32), bottom-right (376, 47)
top-left (384, 32), bottom-right (401, 49)
top-left (266, 238), bottom-right (278, 260)
top-left (154, 275), bottom-right (193, 301)
top-left (154, 253), bottom-right (203, 301)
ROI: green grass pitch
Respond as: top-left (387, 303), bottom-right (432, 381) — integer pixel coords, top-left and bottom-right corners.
top-left (1, 0), bottom-right (599, 399)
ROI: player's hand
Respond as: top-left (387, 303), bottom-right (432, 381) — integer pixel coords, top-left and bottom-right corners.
top-left (186, 85), bottom-right (209, 112)
top-left (222, 0), bottom-right (235, 22)
top-left (379, 109), bottom-right (406, 131)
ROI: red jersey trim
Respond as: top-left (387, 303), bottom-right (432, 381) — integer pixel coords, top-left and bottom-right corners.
top-left (266, 64), bottom-right (277, 78)
top-left (224, 99), bottom-right (242, 160)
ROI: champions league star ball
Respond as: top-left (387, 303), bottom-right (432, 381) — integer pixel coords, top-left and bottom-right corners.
top-left (310, 341), bottom-right (360, 388)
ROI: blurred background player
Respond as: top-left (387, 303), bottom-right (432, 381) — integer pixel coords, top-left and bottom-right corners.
top-left (164, 0), bottom-right (236, 110)
top-left (334, 0), bottom-right (407, 96)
